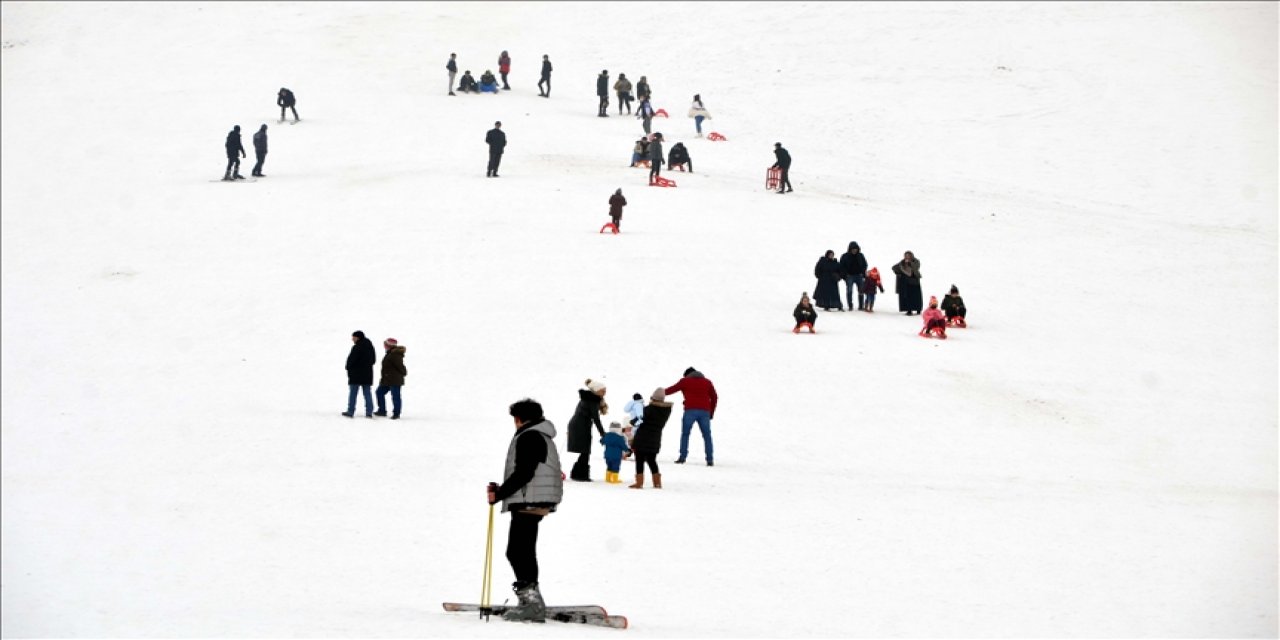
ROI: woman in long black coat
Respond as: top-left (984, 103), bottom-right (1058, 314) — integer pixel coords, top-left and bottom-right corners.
top-left (813, 250), bottom-right (844, 311)
top-left (629, 389), bottom-right (673, 489)
top-left (566, 379), bottom-right (608, 481)
top-left (892, 250), bottom-right (923, 315)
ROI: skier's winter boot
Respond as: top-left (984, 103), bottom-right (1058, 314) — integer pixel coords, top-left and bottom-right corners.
top-left (652, 473), bottom-right (662, 489)
top-left (629, 473), bottom-right (645, 489)
top-left (503, 582), bottom-right (546, 623)
top-left (233, 173), bottom-right (246, 180)
top-left (222, 170), bottom-right (233, 181)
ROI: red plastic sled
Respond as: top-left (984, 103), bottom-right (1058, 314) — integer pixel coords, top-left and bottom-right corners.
top-left (649, 176), bottom-right (677, 188)
top-left (919, 325), bottom-right (948, 339)
top-left (599, 222), bottom-right (619, 234)
top-left (654, 108), bottom-right (669, 118)
top-left (766, 167), bottom-right (781, 190)
top-left (793, 322), bottom-right (815, 334)
top-left (946, 316), bottom-right (967, 328)
top-left (707, 132), bottom-right (727, 141)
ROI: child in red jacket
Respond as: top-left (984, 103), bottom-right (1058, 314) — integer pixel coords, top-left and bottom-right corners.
top-left (860, 267), bottom-right (885, 312)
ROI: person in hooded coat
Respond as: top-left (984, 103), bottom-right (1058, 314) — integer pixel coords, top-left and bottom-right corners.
top-left (608, 188), bottom-right (627, 231)
top-left (498, 50), bottom-right (512, 90)
top-left (648, 132), bottom-right (665, 184)
top-left (813, 250), bottom-right (844, 311)
top-left (838, 241), bottom-right (868, 310)
top-left (613, 73), bottom-right (633, 114)
top-left (596, 70), bottom-right (610, 117)
top-left (629, 388), bottom-right (673, 489)
top-left (374, 338), bottom-right (407, 419)
top-left (667, 142), bottom-right (692, 172)
top-left (344, 330), bottom-right (377, 417)
top-left (565, 379), bottom-right (608, 481)
top-left (277, 88), bottom-right (299, 122)
top-left (892, 250), bottom-right (924, 315)
top-left (251, 124), bottom-right (268, 177)
top-left (223, 125), bottom-right (246, 181)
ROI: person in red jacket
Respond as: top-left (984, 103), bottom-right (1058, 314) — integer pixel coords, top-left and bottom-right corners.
top-left (664, 367), bottom-right (719, 466)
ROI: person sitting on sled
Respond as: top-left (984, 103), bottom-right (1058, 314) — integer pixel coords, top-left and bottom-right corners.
top-left (942, 284), bottom-right (966, 326)
top-left (921, 296), bottom-right (946, 338)
top-left (794, 292), bottom-right (817, 332)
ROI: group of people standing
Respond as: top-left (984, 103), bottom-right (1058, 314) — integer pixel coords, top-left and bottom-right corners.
top-left (219, 88), bottom-right (298, 181)
top-left (342, 330), bottom-right (408, 419)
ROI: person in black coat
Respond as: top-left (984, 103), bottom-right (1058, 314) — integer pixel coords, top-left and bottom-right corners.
top-left (485, 121), bottom-right (506, 177)
top-left (772, 142), bottom-right (793, 193)
top-left (892, 250), bottom-right (924, 315)
top-left (628, 388), bottom-right (673, 489)
top-left (566, 379), bottom-right (608, 481)
top-left (648, 132), bottom-right (665, 184)
top-left (668, 142), bottom-right (692, 172)
top-left (813, 250), bottom-right (844, 311)
top-left (596, 70), bottom-right (610, 117)
top-left (538, 54), bottom-right (552, 97)
top-left (838, 241), bottom-right (868, 310)
top-left (251, 124), bottom-right (268, 177)
top-left (223, 125), bottom-right (246, 181)
top-left (277, 88), bottom-right (298, 123)
top-left (344, 330), bottom-right (377, 417)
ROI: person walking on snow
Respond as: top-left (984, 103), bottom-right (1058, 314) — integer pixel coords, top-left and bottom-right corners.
top-left (251, 124), bottom-right (268, 177)
top-left (608, 188), bottom-right (627, 231)
top-left (629, 388), bottom-right (673, 489)
top-left (665, 367), bottom-right (718, 466)
top-left (223, 125), bottom-right (246, 181)
top-left (614, 73), bottom-right (633, 114)
top-left (648, 132), bottom-right (665, 184)
top-left (772, 142), bottom-right (793, 193)
top-left (566, 378), bottom-right (608, 481)
top-left (538, 54), bottom-right (552, 97)
top-left (447, 53), bottom-right (458, 96)
top-left (637, 96), bottom-right (655, 135)
top-left (486, 121), bottom-right (506, 177)
top-left (487, 398), bottom-right (564, 623)
top-left (343, 330), bottom-right (377, 418)
top-left (596, 70), bottom-right (611, 117)
top-left (277, 88), bottom-right (299, 123)
top-left (688, 94), bottom-right (711, 137)
top-left (374, 338), bottom-right (406, 419)
top-left (498, 50), bottom-right (511, 90)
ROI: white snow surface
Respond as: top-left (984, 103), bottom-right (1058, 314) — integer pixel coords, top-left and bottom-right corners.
top-left (2, 2), bottom-right (1277, 638)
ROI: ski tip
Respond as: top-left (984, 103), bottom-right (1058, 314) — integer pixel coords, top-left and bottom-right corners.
top-left (610, 615), bottom-right (629, 629)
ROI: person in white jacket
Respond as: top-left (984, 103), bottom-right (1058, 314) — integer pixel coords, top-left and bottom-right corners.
top-left (688, 94), bottom-right (712, 137)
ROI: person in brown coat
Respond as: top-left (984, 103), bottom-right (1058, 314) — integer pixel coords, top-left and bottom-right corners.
top-left (608, 188), bottom-right (627, 231)
top-left (374, 338), bottom-right (407, 419)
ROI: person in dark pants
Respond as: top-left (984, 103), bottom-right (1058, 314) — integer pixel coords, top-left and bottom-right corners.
top-left (628, 388), bottom-right (673, 489)
top-left (251, 124), bottom-right (268, 177)
top-left (447, 53), bottom-right (458, 96)
top-left (488, 398), bottom-right (563, 623)
top-left (485, 121), bottom-right (506, 177)
top-left (538, 54), bottom-right (552, 97)
top-left (565, 379), bottom-right (607, 481)
top-left (343, 330), bottom-right (377, 417)
top-left (648, 132), bottom-right (665, 184)
top-left (223, 125), bottom-right (246, 181)
top-left (614, 73), bottom-right (632, 114)
top-left (596, 69), bottom-right (610, 117)
top-left (373, 338), bottom-right (406, 419)
top-left (608, 188), bottom-right (626, 231)
top-left (772, 142), bottom-right (793, 193)
top-left (498, 50), bottom-right (511, 90)
top-left (277, 88), bottom-right (299, 123)
top-left (839, 241), bottom-right (868, 309)
top-left (668, 142), bottom-right (692, 172)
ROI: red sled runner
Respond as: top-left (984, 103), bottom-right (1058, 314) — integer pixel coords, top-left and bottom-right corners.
top-left (649, 176), bottom-right (677, 188)
top-left (707, 132), bottom-right (727, 141)
top-left (946, 316), bottom-right (967, 328)
top-left (793, 322), bottom-right (815, 334)
top-left (919, 322), bottom-right (947, 339)
top-left (599, 222), bottom-right (619, 234)
top-left (766, 167), bottom-right (781, 190)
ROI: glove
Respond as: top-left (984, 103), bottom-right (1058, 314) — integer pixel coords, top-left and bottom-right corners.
top-left (486, 481), bottom-right (499, 505)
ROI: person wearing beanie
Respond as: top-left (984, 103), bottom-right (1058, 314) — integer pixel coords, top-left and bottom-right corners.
top-left (892, 250), bottom-right (923, 316)
top-left (600, 422), bottom-right (631, 484)
top-left (223, 124), bottom-right (246, 181)
top-left (839, 241), bottom-right (869, 310)
top-left (771, 142), bottom-right (793, 193)
top-left (565, 379), bottom-right (608, 481)
top-left (942, 284), bottom-right (967, 327)
top-left (629, 387), bottom-right (673, 488)
top-left (596, 69), bottom-right (610, 117)
top-left (860, 266), bottom-right (886, 312)
top-left (794, 292), bottom-right (817, 333)
top-left (921, 296), bottom-right (947, 339)
top-left (374, 338), bottom-right (407, 419)
top-left (608, 188), bottom-right (627, 231)
top-left (498, 50), bottom-right (511, 90)
top-left (343, 331), bottom-right (377, 418)
top-left (485, 121), bottom-right (506, 177)
top-left (487, 398), bottom-right (563, 622)
top-left (664, 367), bottom-right (719, 466)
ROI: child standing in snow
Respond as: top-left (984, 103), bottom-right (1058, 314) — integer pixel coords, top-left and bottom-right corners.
top-left (601, 422), bottom-right (631, 484)
top-left (860, 267), bottom-right (885, 312)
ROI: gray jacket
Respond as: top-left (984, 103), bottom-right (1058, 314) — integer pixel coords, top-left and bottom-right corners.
top-left (501, 420), bottom-right (564, 513)
top-left (649, 139), bottom-right (664, 165)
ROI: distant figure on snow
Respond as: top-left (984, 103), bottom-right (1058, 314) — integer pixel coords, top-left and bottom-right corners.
top-left (648, 132), bottom-right (665, 184)
top-left (458, 70), bottom-right (479, 94)
top-left (498, 50), bottom-right (511, 90)
top-left (277, 88), bottom-right (299, 123)
top-left (794, 292), bottom-right (817, 332)
top-left (839, 242), bottom-right (867, 310)
top-left (813, 250), bottom-right (844, 311)
top-left (480, 70), bottom-right (500, 93)
top-left (772, 142), bottom-right (793, 193)
top-left (942, 284), bottom-right (967, 326)
top-left (614, 73), bottom-right (633, 114)
top-left (688, 94), bottom-right (711, 137)
top-left (630, 137), bottom-right (649, 167)
top-left (601, 422), bottom-right (631, 484)
top-left (486, 121), bottom-right (506, 177)
top-left (596, 70), bottom-right (610, 117)
top-left (668, 142), bottom-right (692, 172)
top-left (635, 76), bottom-right (651, 101)
top-left (665, 367), bottom-right (718, 466)
top-left (538, 54), bottom-right (552, 97)
top-left (892, 251), bottom-right (923, 315)
top-left (374, 338), bottom-right (406, 419)
top-left (921, 296), bottom-right (946, 338)
top-left (344, 330), bottom-right (377, 418)
top-left (223, 125), bottom-right (246, 181)
top-left (637, 96), bottom-right (655, 135)
top-left (608, 188), bottom-right (627, 231)
top-left (567, 378), bottom-right (608, 481)
top-left (629, 388), bottom-right (672, 489)
top-left (446, 53), bottom-right (458, 96)
top-left (251, 124), bottom-right (268, 177)
top-left (860, 267), bottom-right (885, 312)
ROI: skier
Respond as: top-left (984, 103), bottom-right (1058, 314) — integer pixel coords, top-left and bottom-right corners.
top-left (487, 398), bottom-right (564, 623)
top-left (566, 378), bottom-right (608, 481)
top-left (688, 94), bottom-right (711, 137)
top-left (343, 330), bottom-right (376, 418)
top-left (485, 121), bottom-right (506, 177)
top-left (538, 54), bottom-right (552, 97)
top-left (647, 132), bottom-right (665, 185)
top-left (664, 367), bottom-right (718, 466)
top-left (596, 70), bottom-right (610, 117)
top-left (794, 292), bottom-right (817, 333)
top-left (839, 242), bottom-right (868, 310)
top-left (251, 124), bottom-right (268, 177)
top-left (498, 50), bottom-right (511, 90)
top-left (614, 73), bottom-right (632, 114)
top-left (222, 125), bottom-right (246, 181)
top-left (667, 142), bottom-right (692, 172)
top-left (630, 387), bottom-right (672, 488)
top-left (601, 422), bottom-right (631, 484)
top-left (892, 250), bottom-right (923, 316)
top-left (374, 338), bottom-right (406, 419)
top-left (814, 250), bottom-right (844, 311)
top-left (608, 188), bottom-right (626, 231)
top-left (447, 53), bottom-right (458, 96)
top-left (277, 88), bottom-right (299, 123)
top-left (772, 142), bottom-right (793, 193)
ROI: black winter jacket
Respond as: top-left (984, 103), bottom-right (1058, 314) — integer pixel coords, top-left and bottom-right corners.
top-left (566, 389), bottom-right (605, 453)
top-left (630, 401), bottom-right (673, 453)
top-left (486, 128), bottom-right (506, 150)
top-left (346, 338), bottom-right (377, 385)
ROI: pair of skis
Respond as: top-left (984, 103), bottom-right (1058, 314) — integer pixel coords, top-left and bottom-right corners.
top-left (442, 602), bottom-right (628, 629)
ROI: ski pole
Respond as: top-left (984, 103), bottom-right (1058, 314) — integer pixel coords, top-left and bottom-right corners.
top-left (481, 483), bottom-right (498, 621)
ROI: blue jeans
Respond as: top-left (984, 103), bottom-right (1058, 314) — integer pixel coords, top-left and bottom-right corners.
top-left (678, 409), bottom-right (713, 462)
top-left (348, 384), bottom-right (373, 415)
top-left (376, 385), bottom-right (402, 416)
top-left (845, 274), bottom-right (865, 309)
top-left (694, 115), bottom-right (705, 134)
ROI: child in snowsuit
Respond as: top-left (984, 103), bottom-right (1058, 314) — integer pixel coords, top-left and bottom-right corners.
top-left (860, 267), bottom-right (885, 312)
top-left (793, 292), bottom-right (817, 332)
top-left (601, 422), bottom-right (631, 484)
top-left (942, 284), bottom-right (966, 324)
top-left (921, 296), bottom-right (946, 337)
top-left (623, 393), bottom-right (645, 428)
